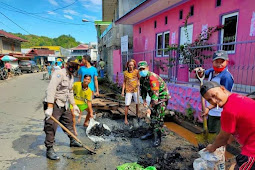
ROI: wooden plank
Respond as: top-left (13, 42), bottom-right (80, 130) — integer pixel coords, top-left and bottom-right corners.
top-left (117, 107), bottom-right (125, 115)
top-left (129, 103), bottom-right (137, 115)
top-left (110, 110), bottom-right (120, 115)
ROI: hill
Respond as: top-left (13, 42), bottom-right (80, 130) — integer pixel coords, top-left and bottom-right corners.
top-left (12, 33), bottom-right (80, 49)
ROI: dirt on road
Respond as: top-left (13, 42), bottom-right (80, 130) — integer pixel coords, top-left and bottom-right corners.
top-left (0, 73), bottom-right (231, 170)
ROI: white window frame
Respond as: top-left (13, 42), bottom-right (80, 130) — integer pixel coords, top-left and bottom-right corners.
top-left (156, 33), bottom-right (163, 57)
top-left (220, 12), bottom-right (239, 53)
top-left (156, 31), bottom-right (170, 57)
top-left (163, 31), bottom-right (170, 56)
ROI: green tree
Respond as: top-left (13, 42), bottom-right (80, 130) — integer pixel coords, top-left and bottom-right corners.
top-left (12, 33), bottom-right (80, 48)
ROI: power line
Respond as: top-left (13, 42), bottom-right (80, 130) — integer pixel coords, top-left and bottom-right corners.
top-left (0, 12), bottom-right (31, 34)
top-left (31, 0), bottom-right (79, 14)
top-left (0, 21), bottom-right (18, 32)
top-left (0, 3), bottom-right (85, 26)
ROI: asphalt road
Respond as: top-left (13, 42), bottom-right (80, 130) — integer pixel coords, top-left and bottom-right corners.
top-left (0, 72), bottom-right (199, 170)
top-left (0, 73), bottom-right (49, 169)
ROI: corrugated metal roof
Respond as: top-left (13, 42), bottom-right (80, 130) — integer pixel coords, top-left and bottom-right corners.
top-left (0, 30), bottom-right (28, 42)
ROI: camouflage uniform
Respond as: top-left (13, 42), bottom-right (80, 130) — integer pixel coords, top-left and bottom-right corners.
top-left (140, 71), bottom-right (170, 132)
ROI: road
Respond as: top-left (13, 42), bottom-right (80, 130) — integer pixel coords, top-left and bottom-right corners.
top-left (0, 72), bottom-right (200, 170)
top-left (0, 73), bottom-right (48, 169)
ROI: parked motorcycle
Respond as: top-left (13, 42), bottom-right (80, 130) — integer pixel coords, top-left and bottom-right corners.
top-left (13, 67), bottom-right (23, 76)
top-left (0, 68), bottom-right (8, 80)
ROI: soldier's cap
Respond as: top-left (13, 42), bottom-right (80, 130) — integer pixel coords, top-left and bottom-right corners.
top-left (200, 81), bottom-right (221, 96)
top-left (67, 57), bottom-right (80, 65)
top-left (138, 61), bottom-right (148, 69)
top-left (213, 50), bottom-right (228, 61)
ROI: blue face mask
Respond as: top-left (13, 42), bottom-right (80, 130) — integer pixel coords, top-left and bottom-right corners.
top-left (139, 70), bottom-right (148, 77)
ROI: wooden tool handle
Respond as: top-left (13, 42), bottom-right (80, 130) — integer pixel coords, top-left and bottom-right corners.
top-left (137, 88), bottom-right (139, 116)
top-left (50, 116), bottom-right (96, 154)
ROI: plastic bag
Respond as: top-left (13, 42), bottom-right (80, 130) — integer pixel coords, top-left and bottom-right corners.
top-left (193, 146), bottom-right (225, 170)
top-left (117, 163), bottom-right (156, 170)
top-left (86, 118), bottom-right (111, 142)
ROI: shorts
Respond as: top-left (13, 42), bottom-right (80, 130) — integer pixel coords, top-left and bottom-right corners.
top-left (125, 92), bottom-right (138, 106)
top-left (235, 154), bottom-right (255, 170)
top-left (70, 103), bottom-right (88, 112)
top-left (207, 115), bottom-right (221, 134)
top-left (48, 71), bottom-right (52, 76)
top-left (8, 69), bottom-right (10, 72)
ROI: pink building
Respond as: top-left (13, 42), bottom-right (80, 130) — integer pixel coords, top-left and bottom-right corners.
top-left (116, 0), bottom-right (255, 88)
top-left (115, 0), bottom-right (255, 121)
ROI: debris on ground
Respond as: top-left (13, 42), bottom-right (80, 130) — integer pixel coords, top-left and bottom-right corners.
top-left (117, 162), bottom-right (156, 170)
top-left (137, 148), bottom-right (196, 170)
top-left (89, 123), bottom-right (111, 136)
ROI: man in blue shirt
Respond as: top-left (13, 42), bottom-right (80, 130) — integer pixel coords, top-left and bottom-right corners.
top-left (195, 50), bottom-right (234, 134)
top-left (78, 55), bottom-right (99, 96)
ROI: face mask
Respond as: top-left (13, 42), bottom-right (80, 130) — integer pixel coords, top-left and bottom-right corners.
top-left (139, 70), bottom-right (148, 77)
top-left (67, 65), bottom-right (77, 74)
top-left (213, 66), bottom-right (225, 73)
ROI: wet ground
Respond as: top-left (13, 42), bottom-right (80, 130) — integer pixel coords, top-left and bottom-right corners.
top-left (0, 73), bottom-right (234, 170)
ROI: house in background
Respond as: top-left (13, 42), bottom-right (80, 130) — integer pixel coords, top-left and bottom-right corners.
top-left (88, 42), bottom-right (98, 61)
top-left (97, 0), bottom-right (145, 80)
top-left (0, 30), bottom-right (30, 68)
top-left (115, 0), bottom-right (255, 121)
top-left (70, 44), bottom-right (89, 57)
top-left (116, 0), bottom-right (255, 85)
top-left (26, 48), bottom-right (55, 65)
top-left (31, 46), bottom-right (70, 62)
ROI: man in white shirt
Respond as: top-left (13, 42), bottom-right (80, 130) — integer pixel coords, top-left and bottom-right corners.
top-left (53, 62), bottom-right (61, 71)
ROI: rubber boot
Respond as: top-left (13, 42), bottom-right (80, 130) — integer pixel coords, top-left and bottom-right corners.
top-left (70, 138), bottom-right (83, 147)
top-left (140, 129), bottom-right (153, 140)
top-left (153, 131), bottom-right (161, 147)
top-left (46, 147), bottom-right (60, 160)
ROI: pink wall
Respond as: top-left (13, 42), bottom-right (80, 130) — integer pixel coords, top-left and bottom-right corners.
top-left (113, 49), bottom-right (121, 75)
top-left (134, 0), bottom-right (255, 51)
top-left (112, 73), bottom-right (203, 123)
top-left (133, 0), bottom-right (255, 85)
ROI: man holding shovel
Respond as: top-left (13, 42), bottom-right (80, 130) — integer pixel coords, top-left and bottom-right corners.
top-left (201, 81), bottom-right (255, 169)
top-left (195, 50), bottom-right (234, 134)
top-left (138, 61), bottom-right (170, 147)
top-left (44, 57), bottom-right (83, 160)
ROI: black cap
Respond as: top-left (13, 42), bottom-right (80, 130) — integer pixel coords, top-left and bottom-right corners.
top-left (213, 50), bottom-right (228, 61)
top-left (200, 81), bottom-right (221, 96)
top-left (67, 57), bottom-right (80, 65)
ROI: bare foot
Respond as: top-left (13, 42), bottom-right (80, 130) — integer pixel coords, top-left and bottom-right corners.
top-left (124, 120), bottom-right (129, 125)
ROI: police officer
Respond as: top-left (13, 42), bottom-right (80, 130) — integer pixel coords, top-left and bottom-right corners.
top-left (138, 61), bottom-right (170, 147)
top-left (44, 57), bottom-right (82, 160)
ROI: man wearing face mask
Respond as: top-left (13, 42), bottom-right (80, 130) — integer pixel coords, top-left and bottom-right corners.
top-left (195, 50), bottom-right (234, 134)
top-left (43, 57), bottom-right (83, 160)
top-left (138, 61), bottom-right (170, 147)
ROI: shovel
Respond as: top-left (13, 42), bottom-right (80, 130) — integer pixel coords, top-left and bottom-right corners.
top-left (50, 116), bottom-right (96, 154)
top-left (195, 69), bottom-right (216, 147)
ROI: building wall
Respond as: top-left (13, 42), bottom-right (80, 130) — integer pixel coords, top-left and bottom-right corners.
top-left (98, 0), bottom-right (145, 80)
top-left (91, 49), bottom-right (98, 61)
top-left (132, 0), bottom-right (255, 84)
top-left (0, 37), bottom-right (3, 54)
top-left (134, 0), bottom-right (254, 52)
top-left (113, 72), bottom-right (203, 122)
top-left (0, 37), bottom-right (21, 54)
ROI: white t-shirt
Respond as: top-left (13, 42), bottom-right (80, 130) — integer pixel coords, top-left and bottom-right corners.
top-left (54, 66), bottom-right (61, 71)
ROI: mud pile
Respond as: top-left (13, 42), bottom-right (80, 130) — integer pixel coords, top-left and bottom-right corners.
top-left (88, 123), bottom-right (111, 136)
top-left (138, 148), bottom-right (196, 170)
top-left (112, 127), bottom-right (148, 138)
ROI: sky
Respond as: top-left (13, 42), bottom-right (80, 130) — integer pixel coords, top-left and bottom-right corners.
top-left (0, 0), bottom-right (102, 43)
